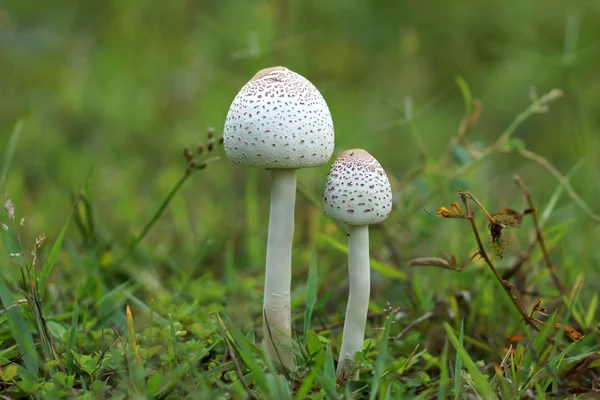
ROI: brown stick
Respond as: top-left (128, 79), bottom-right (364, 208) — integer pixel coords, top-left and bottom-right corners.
top-left (458, 191), bottom-right (496, 224)
top-left (393, 311), bottom-right (434, 341)
top-left (223, 336), bottom-right (257, 400)
top-left (458, 192), bottom-right (541, 332)
top-left (513, 175), bottom-right (567, 295)
top-left (263, 311), bottom-right (293, 381)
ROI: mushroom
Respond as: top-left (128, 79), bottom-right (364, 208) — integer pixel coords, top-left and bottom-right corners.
top-left (322, 149), bottom-right (393, 380)
top-left (223, 66), bottom-right (335, 369)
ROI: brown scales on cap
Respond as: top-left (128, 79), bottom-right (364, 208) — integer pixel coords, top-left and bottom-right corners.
top-left (252, 66), bottom-right (286, 80)
top-left (223, 66), bottom-right (335, 169)
top-left (334, 149), bottom-right (382, 174)
top-left (323, 148), bottom-right (392, 225)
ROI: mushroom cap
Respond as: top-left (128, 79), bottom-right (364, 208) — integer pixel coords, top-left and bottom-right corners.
top-left (223, 66), bottom-right (334, 169)
top-left (323, 149), bottom-right (393, 226)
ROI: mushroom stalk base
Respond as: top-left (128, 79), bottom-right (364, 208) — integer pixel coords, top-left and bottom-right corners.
top-left (263, 169), bottom-right (296, 370)
top-left (336, 224), bottom-right (370, 381)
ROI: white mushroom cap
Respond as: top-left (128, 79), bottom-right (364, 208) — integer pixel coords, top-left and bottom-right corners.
top-left (223, 66), bottom-right (334, 169)
top-left (323, 149), bottom-right (393, 226)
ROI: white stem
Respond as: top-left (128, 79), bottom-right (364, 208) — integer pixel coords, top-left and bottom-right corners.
top-left (336, 224), bottom-right (370, 381)
top-left (263, 168), bottom-right (296, 370)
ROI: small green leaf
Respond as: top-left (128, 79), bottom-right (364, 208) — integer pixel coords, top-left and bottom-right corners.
top-left (306, 330), bottom-right (325, 367)
top-left (147, 373), bottom-right (162, 393)
top-left (46, 321), bottom-right (67, 342)
top-left (43, 359), bottom-right (61, 372)
top-left (506, 137), bottom-right (526, 151)
top-left (91, 380), bottom-right (108, 391)
top-left (456, 77), bottom-right (473, 114)
top-left (451, 144), bottom-right (470, 165)
top-left (52, 372), bottom-right (75, 389)
top-left (1, 364), bottom-right (17, 381)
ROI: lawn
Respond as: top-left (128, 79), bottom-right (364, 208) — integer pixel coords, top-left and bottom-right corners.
top-left (2, 1), bottom-right (600, 399)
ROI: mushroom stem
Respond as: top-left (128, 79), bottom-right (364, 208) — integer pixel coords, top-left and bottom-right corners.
top-left (336, 224), bottom-right (370, 381)
top-left (263, 168), bottom-right (296, 370)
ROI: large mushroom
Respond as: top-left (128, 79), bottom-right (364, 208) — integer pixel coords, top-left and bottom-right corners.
top-left (224, 66), bottom-right (335, 369)
top-left (322, 149), bottom-right (393, 380)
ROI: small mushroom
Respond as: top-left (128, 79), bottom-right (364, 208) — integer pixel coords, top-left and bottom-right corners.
top-left (322, 149), bottom-right (393, 381)
top-left (224, 66), bottom-right (335, 369)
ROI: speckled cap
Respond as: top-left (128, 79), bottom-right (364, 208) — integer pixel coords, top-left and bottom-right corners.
top-left (223, 66), bottom-right (334, 169)
top-left (323, 149), bottom-right (393, 225)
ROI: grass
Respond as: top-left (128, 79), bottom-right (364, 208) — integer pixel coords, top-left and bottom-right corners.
top-left (2, 1), bottom-right (600, 398)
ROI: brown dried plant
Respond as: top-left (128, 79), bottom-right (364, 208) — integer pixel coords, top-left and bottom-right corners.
top-left (409, 177), bottom-right (582, 342)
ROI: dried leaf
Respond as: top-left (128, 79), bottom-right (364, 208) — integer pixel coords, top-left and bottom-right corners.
top-left (564, 353), bottom-right (597, 381)
top-left (434, 203), bottom-right (467, 219)
top-left (508, 333), bottom-right (525, 343)
top-left (450, 202), bottom-right (465, 215)
top-left (408, 254), bottom-right (459, 270)
top-left (499, 208), bottom-right (519, 216)
top-left (492, 213), bottom-right (520, 228)
top-left (4, 195), bottom-right (15, 221)
top-left (437, 206), bottom-right (454, 218)
top-left (554, 323), bottom-right (584, 341)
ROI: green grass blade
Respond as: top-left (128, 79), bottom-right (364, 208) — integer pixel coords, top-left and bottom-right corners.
top-left (455, 77), bottom-right (472, 114)
top-left (229, 326), bottom-right (270, 395)
top-left (66, 298), bottom-right (78, 375)
top-left (216, 313), bottom-right (269, 395)
top-left (0, 120), bottom-right (24, 192)
top-left (111, 171), bottom-right (192, 268)
top-left (437, 340), bottom-right (448, 400)
top-left (125, 305), bottom-right (146, 392)
top-left (306, 330), bottom-right (325, 368)
top-left (540, 159), bottom-right (583, 223)
top-left (319, 234), bottom-right (406, 280)
top-left (168, 314), bottom-right (177, 370)
top-left (295, 368), bottom-right (317, 399)
top-left (324, 343), bottom-right (335, 384)
top-left (152, 341), bottom-right (220, 399)
top-left (304, 251), bottom-right (318, 334)
top-left (318, 344), bottom-right (339, 400)
top-left (453, 320), bottom-right (464, 400)
top-left (0, 276), bottom-right (38, 373)
top-left (445, 322), bottom-right (497, 400)
top-left (530, 310), bottom-right (558, 364)
top-left (585, 293), bottom-right (598, 329)
top-left (39, 208), bottom-right (73, 291)
top-left (370, 311), bottom-right (393, 400)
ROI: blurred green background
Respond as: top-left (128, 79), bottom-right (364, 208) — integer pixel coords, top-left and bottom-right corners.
top-left (2, 0), bottom-right (600, 329)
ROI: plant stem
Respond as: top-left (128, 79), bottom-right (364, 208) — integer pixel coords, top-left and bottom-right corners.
top-left (518, 148), bottom-right (600, 222)
top-left (263, 168), bottom-right (296, 370)
top-left (513, 175), bottom-right (566, 295)
top-left (459, 192), bottom-right (541, 332)
top-left (337, 224), bottom-right (370, 381)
